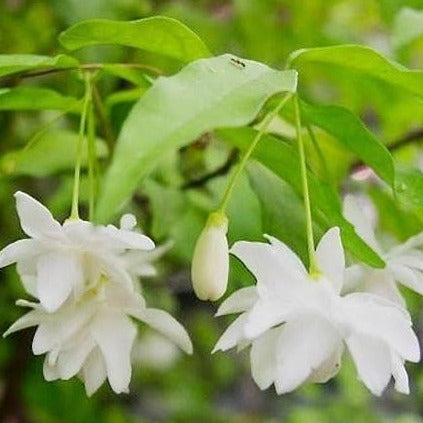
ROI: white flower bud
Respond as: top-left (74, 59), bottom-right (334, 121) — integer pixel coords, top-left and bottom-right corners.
top-left (191, 212), bottom-right (229, 301)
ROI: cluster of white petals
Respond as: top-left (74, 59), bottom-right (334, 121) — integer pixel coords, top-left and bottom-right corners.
top-left (213, 228), bottom-right (420, 396)
top-left (344, 195), bottom-right (423, 306)
top-left (0, 192), bottom-right (192, 395)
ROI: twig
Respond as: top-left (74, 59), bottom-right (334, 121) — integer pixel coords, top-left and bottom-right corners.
top-left (350, 127), bottom-right (423, 173)
top-left (182, 149), bottom-right (239, 189)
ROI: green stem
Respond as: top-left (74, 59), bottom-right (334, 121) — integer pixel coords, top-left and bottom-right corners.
top-left (293, 95), bottom-right (319, 275)
top-left (70, 72), bottom-right (92, 220)
top-left (218, 93), bottom-right (292, 212)
top-left (87, 95), bottom-right (97, 222)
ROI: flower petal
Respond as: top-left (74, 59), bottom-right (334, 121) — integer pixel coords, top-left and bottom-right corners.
top-left (14, 191), bottom-right (61, 238)
top-left (390, 263), bottom-right (423, 296)
top-left (212, 314), bottom-right (248, 353)
top-left (3, 310), bottom-right (41, 337)
top-left (215, 286), bottom-right (258, 316)
top-left (250, 327), bottom-right (280, 390)
top-left (90, 310), bottom-right (137, 394)
top-left (57, 335), bottom-right (96, 380)
top-left (391, 352), bottom-right (410, 394)
top-left (100, 225), bottom-right (155, 251)
top-left (230, 239), bottom-right (307, 298)
top-left (315, 227), bottom-right (345, 293)
top-left (82, 347), bottom-right (108, 396)
top-left (130, 308), bottom-right (192, 354)
top-left (0, 239), bottom-right (37, 268)
top-left (36, 251), bottom-right (83, 312)
top-left (343, 293), bottom-right (420, 362)
top-left (362, 269), bottom-right (405, 307)
top-left (43, 355), bottom-right (60, 381)
top-left (274, 314), bottom-right (340, 394)
top-left (343, 195), bottom-right (380, 253)
top-left (346, 333), bottom-right (392, 396)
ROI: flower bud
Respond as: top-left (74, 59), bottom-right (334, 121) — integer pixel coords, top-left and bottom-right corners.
top-left (191, 212), bottom-right (229, 301)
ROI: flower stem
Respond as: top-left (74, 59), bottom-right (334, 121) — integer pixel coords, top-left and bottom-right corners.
top-left (87, 91), bottom-right (97, 222)
top-left (70, 72), bottom-right (92, 220)
top-left (218, 93), bottom-right (292, 212)
top-left (293, 95), bottom-right (319, 275)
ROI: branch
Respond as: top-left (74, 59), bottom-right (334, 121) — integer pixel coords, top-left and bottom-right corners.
top-left (182, 149), bottom-right (239, 189)
top-left (350, 127), bottom-right (423, 173)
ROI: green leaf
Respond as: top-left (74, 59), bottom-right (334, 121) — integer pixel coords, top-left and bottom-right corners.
top-left (59, 16), bottom-right (211, 62)
top-left (219, 126), bottom-right (385, 268)
top-left (0, 87), bottom-right (80, 111)
top-left (392, 7), bottom-right (423, 49)
top-left (247, 162), bottom-right (321, 262)
top-left (301, 101), bottom-right (395, 187)
top-left (288, 44), bottom-right (423, 99)
top-left (1, 129), bottom-right (108, 177)
top-left (95, 54), bottom-right (297, 222)
top-left (0, 54), bottom-right (78, 78)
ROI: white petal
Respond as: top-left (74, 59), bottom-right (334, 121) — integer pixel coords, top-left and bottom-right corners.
top-left (212, 314), bottom-right (248, 353)
top-left (16, 259), bottom-right (39, 297)
top-left (100, 225), bottom-right (155, 251)
top-left (3, 310), bottom-right (41, 337)
top-left (343, 293), bottom-right (420, 362)
top-left (388, 232), bottom-right (423, 257)
top-left (0, 239), bottom-right (38, 268)
top-left (343, 195), bottom-right (381, 253)
top-left (82, 347), bottom-right (108, 396)
top-left (390, 263), bottom-right (423, 296)
top-left (43, 355), bottom-right (60, 381)
top-left (120, 214), bottom-right (137, 230)
top-left (391, 352), bottom-right (410, 394)
top-left (90, 310), bottom-right (136, 394)
top-left (14, 191), bottom-right (62, 238)
top-left (315, 227), bottom-right (345, 293)
top-left (346, 333), bottom-right (392, 396)
top-left (57, 335), bottom-right (96, 380)
top-left (250, 327), bottom-right (280, 390)
top-left (308, 343), bottom-right (344, 383)
top-left (362, 269), bottom-right (405, 307)
top-left (215, 287), bottom-right (258, 316)
top-left (130, 308), bottom-right (192, 354)
top-left (343, 264), bottom-right (366, 293)
top-left (36, 251), bottom-right (83, 312)
top-left (230, 240), bottom-right (307, 299)
top-left (274, 314), bottom-right (340, 394)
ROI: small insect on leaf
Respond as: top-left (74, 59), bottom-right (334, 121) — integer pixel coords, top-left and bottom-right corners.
top-left (230, 57), bottom-right (246, 68)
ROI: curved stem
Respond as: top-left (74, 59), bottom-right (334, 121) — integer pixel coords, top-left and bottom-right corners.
top-left (293, 95), bottom-right (319, 275)
top-left (218, 93), bottom-right (292, 212)
top-left (70, 72), bottom-right (92, 220)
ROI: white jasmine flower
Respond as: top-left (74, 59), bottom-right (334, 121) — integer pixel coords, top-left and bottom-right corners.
top-left (213, 228), bottom-right (420, 396)
top-left (191, 212), bottom-right (229, 301)
top-left (4, 282), bottom-right (192, 396)
top-left (0, 192), bottom-right (155, 312)
top-left (344, 195), bottom-right (423, 306)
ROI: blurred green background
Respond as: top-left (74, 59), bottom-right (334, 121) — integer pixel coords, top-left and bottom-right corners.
top-left (1, 0), bottom-right (423, 422)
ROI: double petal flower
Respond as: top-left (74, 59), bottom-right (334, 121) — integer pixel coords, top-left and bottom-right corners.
top-left (214, 228), bottom-right (420, 395)
top-left (344, 195), bottom-right (423, 306)
top-left (1, 192), bottom-right (192, 395)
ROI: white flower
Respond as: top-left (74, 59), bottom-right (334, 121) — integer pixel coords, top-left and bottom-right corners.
top-left (344, 194), bottom-right (423, 306)
top-left (213, 228), bottom-right (420, 396)
top-left (191, 212), bottom-right (229, 301)
top-left (4, 282), bottom-right (192, 396)
top-left (0, 192), bottom-right (155, 312)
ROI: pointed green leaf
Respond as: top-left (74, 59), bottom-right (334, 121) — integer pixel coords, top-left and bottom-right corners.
top-left (0, 87), bottom-right (80, 111)
top-left (0, 54), bottom-right (78, 78)
top-left (219, 126), bottom-right (385, 268)
top-left (59, 16), bottom-right (211, 62)
top-left (1, 130), bottom-right (108, 177)
top-left (301, 101), bottom-right (395, 187)
top-left (288, 44), bottom-right (423, 99)
top-left (95, 54), bottom-right (297, 222)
